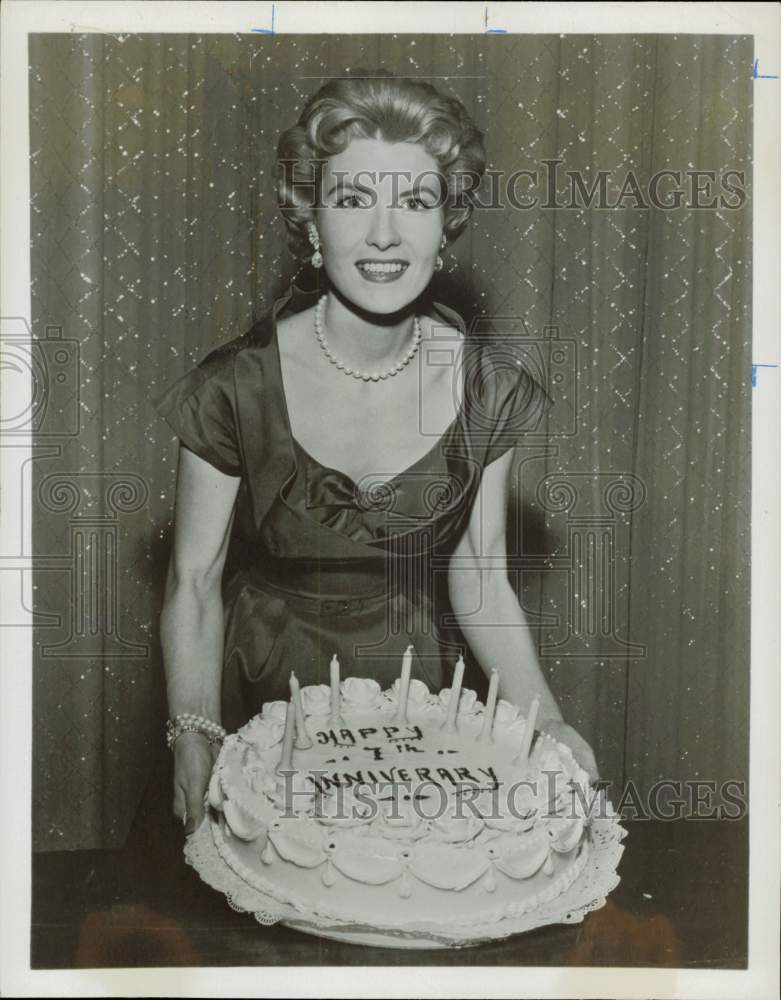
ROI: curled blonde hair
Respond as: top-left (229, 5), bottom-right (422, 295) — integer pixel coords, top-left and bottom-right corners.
top-left (276, 70), bottom-right (486, 260)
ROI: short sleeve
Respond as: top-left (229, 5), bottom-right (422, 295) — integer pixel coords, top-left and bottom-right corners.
top-left (467, 343), bottom-right (553, 466)
top-left (153, 349), bottom-right (242, 477)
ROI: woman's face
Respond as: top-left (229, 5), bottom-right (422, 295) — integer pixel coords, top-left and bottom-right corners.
top-left (316, 137), bottom-right (445, 316)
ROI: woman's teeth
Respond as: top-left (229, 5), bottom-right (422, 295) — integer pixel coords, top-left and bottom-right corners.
top-left (358, 262), bottom-right (407, 274)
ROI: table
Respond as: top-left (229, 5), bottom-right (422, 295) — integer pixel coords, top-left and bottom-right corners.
top-left (32, 804), bottom-right (747, 969)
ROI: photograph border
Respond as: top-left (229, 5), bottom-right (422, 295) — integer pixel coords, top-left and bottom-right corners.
top-left (1, 3), bottom-right (779, 998)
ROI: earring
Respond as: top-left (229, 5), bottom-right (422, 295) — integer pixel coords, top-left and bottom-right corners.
top-left (307, 222), bottom-right (323, 269)
top-left (435, 233), bottom-right (447, 272)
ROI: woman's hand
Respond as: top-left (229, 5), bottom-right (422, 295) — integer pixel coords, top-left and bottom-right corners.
top-left (173, 733), bottom-right (217, 836)
top-left (539, 719), bottom-right (600, 785)
top-left (160, 448), bottom-right (240, 837)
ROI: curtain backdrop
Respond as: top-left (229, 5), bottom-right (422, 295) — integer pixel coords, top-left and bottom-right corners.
top-left (29, 33), bottom-right (751, 851)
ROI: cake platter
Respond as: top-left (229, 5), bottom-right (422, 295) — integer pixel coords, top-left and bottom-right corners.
top-left (184, 795), bottom-right (626, 950)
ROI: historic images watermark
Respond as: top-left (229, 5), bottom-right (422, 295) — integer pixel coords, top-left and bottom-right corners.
top-left (465, 163), bottom-right (747, 212)
top-left (280, 161), bottom-right (748, 212)
top-left (271, 770), bottom-right (748, 823)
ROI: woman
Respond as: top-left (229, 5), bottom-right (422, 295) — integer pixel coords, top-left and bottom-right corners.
top-left (155, 72), bottom-right (598, 836)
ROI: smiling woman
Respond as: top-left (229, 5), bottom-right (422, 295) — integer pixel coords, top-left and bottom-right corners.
top-left (153, 70), bottom-right (598, 838)
top-left (314, 138), bottom-right (446, 314)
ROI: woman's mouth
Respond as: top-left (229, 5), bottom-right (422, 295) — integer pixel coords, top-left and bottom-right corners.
top-left (355, 260), bottom-right (409, 283)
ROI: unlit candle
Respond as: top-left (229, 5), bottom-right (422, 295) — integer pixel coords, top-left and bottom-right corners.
top-left (443, 654), bottom-right (465, 732)
top-left (329, 654), bottom-right (343, 727)
top-left (394, 645), bottom-right (414, 725)
top-left (276, 700), bottom-right (295, 776)
top-left (478, 669), bottom-right (499, 742)
top-left (289, 671), bottom-right (312, 749)
top-left (516, 696), bottom-right (540, 769)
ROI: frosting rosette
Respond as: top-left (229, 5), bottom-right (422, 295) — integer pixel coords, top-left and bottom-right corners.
top-left (398, 677), bottom-right (430, 703)
top-left (340, 676), bottom-right (384, 711)
top-left (384, 677), bottom-right (442, 716)
top-left (438, 686), bottom-right (481, 716)
top-left (300, 684), bottom-right (331, 716)
top-left (494, 699), bottom-right (520, 727)
top-left (260, 700), bottom-right (288, 724)
top-left (240, 716), bottom-right (284, 749)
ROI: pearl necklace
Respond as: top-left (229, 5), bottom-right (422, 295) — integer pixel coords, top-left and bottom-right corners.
top-left (313, 295), bottom-right (422, 382)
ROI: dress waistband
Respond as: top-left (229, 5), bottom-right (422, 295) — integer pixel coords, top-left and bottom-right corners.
top-left (232, 551), bottom-right (400, 617)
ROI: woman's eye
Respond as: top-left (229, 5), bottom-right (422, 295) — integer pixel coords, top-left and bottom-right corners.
top-left (400, 195), bottom-right (431, 210)
top-left (336, 194), bottom-right (365, 208)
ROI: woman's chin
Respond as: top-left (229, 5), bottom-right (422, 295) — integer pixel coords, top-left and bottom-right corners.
top-left (330, 275), bottom-right (432, 316)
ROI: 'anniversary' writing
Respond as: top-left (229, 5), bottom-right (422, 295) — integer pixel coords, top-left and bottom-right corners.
top-left (309, 764), bottom-right (499, 794)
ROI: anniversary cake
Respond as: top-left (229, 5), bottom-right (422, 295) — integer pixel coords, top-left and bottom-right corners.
top-left (187, 649), bottom-right (625, 947)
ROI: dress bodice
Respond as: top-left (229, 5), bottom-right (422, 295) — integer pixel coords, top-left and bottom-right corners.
top-left (153, 283), bottom-right (550, 725)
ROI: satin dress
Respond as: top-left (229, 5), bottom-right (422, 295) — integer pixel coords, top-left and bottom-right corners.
top-left (154, 284), bottom-right (549, 733)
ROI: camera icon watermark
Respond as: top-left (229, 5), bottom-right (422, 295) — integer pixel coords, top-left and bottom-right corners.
top-left (417, 314), bottom-right (578, 442)
top-left (1, 317), bottom-right (147, 655)
top-left (1, 317), bottom-right (80, 436)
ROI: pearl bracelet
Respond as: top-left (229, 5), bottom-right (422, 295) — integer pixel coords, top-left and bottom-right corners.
top-left (166, 713), bottom-right (227, 750)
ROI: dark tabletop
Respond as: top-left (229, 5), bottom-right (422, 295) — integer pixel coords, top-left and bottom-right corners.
top-left (32, 775), bottom-right (748, 971)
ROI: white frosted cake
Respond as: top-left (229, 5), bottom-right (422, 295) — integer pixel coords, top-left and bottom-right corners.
top-left (201, 666), bottom-right (606, 946)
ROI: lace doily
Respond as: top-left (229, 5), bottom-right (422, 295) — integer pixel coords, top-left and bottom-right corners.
top-left (184, 809), bottom-right (627, 949)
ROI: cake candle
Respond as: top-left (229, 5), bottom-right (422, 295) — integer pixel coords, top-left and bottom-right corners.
top-left (443, 654), bottom-right (465, 733)
top-left (515, 696), bottom-right (540, 769)
top-left (329, 654), bottom-right (343, 728)
top-left (478, 669), bottom-right (499, 742)
top-left (289, 671), bottom-right (313, 749)
top-left (276, 700), bottom-right (295, 776)
top-left (394, 645), bottom-right (414, 726)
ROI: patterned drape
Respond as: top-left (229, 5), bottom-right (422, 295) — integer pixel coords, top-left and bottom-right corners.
top-left (29, 34), bottom-right (751, 850)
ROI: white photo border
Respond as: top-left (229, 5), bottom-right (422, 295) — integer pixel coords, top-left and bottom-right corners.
top-left (1, 3), bottom-right (779, 998)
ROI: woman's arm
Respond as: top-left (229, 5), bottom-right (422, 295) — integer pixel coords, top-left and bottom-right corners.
top-left (448, 450), bottom-right (560, 718)
top-left (160, 446), bottom-right (241, 831)
top-left (448, 450), bottom-right (598, 780)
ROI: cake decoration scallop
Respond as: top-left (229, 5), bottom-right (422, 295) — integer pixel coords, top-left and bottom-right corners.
top-left (409, 841), bottom-right (490, 891)
top-left (330, 833), bottom-right (405, 885)
top-left (208, 768), bottom-right (226, 810)
top-left (491, 831), bottom-right (550, 880)
top-left (223, 799), bottom-right (267, 844)
top-left (546, 815), bottom-right (585, 854)
top-left (268, 816), bottom-right (325, 868)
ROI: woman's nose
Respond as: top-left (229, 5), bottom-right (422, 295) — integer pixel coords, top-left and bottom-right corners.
top-left (365, 206), bottom-right (401, 250)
